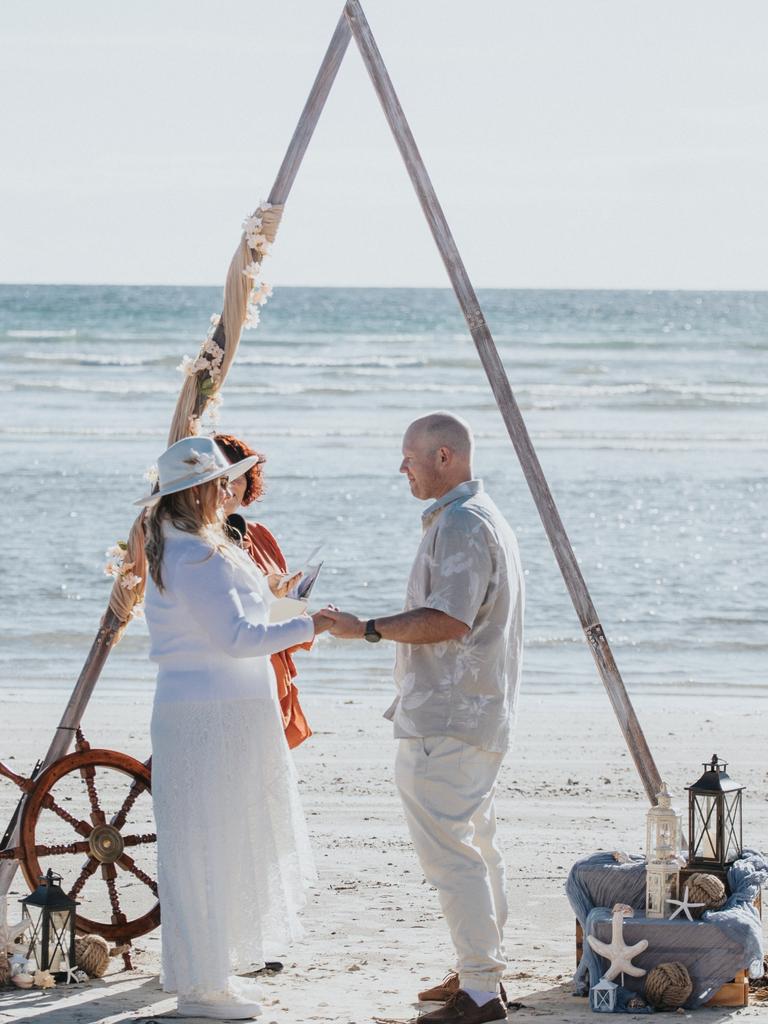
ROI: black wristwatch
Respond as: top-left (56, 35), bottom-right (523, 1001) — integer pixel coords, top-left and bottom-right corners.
top-left (364, 618), bottom-right (382, 643)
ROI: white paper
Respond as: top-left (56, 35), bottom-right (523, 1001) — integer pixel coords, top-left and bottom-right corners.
top-left (268, 596), bottom-right (308, 623)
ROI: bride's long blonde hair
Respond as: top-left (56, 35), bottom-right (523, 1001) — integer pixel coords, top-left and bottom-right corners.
top-left (145, 478), bottom-right (228, 590)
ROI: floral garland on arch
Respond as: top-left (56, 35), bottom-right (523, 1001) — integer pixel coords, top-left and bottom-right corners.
top-left (101, 464), bottom-right (159, 615)
top-left (103, 542), bottom-right (144, 608)
top-left (103, 199), bottom-right (283, 638)
top-left (176, 200), bottom-right (275, 431)
top-left (241, 203), bottom-right (275, 328)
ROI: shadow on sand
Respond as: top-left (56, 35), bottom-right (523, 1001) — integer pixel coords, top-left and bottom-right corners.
top-left (0, 975), bottom-right (756, 1023)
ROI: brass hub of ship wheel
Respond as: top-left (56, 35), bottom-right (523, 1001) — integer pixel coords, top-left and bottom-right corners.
top-left (88, 823), bottom-right (125, 864)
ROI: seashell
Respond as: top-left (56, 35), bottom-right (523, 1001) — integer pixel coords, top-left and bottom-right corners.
top-left (12, 972), bottom-right (34, 988)
top-left (33, 969), bottom-right (56, 989)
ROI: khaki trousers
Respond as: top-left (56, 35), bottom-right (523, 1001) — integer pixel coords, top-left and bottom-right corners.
top-left (394, 735), bottom-right (507, 991)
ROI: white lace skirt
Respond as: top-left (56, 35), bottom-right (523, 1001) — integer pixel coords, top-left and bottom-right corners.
top-left (150, 694), bottom-right (316, 1000)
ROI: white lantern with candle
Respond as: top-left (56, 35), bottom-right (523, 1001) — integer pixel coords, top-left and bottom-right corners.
top-left (645, 782), bottom-right (683, 918)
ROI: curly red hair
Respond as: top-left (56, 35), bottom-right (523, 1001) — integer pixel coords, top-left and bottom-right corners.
top-left (213, 433), bottom-right (265, 505)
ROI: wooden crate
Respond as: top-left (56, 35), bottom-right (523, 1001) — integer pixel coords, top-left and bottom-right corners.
top-left (704, 970), bottom-right (749, 1008)
top-left (575, 921), bottom-right (750, 1008)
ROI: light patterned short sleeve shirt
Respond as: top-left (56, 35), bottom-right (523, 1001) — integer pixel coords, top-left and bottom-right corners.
top-left (385, 479), bottom-right (524, 753)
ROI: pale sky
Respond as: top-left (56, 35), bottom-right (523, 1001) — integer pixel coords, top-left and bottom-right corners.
top-left (2, 0), bottom-right (767, 289)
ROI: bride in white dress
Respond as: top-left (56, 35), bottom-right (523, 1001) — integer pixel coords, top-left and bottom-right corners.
top-left (137, 436), bottom-right (332, 1020)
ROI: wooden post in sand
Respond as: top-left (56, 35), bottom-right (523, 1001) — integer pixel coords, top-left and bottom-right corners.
top-left (342, 0), bottom-right (663, 803)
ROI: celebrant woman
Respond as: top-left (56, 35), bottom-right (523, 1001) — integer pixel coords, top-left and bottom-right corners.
top-left (138, 435), bottom-right (332, 1021)
top-left (214, 431), bottom-right (313, 750)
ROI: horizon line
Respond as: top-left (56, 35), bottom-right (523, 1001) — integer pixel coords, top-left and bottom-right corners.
top-left (1, 282), bottom-right (767, 295)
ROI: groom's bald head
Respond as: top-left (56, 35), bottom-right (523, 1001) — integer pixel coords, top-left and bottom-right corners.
top-left (400, 412), bottom-right (474, 500)
top-left (405, 412), bottom-right (474, 458)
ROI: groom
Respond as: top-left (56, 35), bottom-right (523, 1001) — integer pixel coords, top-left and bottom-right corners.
top-left (326, 412), bottom-right (524, 1024)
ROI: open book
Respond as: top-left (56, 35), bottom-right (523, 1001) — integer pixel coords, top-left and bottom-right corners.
top-left (268, 545), bottom-right (324, 623)
top-left (287, 544), bottom-right (324, 600)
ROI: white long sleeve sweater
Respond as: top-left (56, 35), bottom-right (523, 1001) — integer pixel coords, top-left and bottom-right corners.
top-left (144, 525), bottom-right (314, 704)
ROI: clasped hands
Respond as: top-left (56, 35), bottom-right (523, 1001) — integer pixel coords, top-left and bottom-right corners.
top-left (310, 607), bottom-right (365, 638)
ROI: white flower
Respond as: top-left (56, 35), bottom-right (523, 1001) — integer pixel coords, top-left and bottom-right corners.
top-left (242, 261), bottom-right (262, 280)
top-left (201, 334), bottom-right (223, 361)
top-left (209, 313), bottom-right (221, 327)
top-left (242, 212), bottom-right (271, 250)
top-left (120, 572), bottom-right (143, 591)
top-left (242, 213), bottom-right (263, 235)
top-left (253, 282), bottom-right (272, 306)
top-left (104, 562), bottom-right (120, 578)
top-left (250, 234), bottom-right (271, 254)
top-left (104, 544), bottom-right (125, 561)
top-left (130, 603), bottom-right (145, 620)
top-left (177, 354), bottom-right (199, 377)
top-left (244, 305), bottom-right (261, 329)
top-left (257, 199), bottom-right (273, 213)
top-left (143, 464), bottom-right (159, 484)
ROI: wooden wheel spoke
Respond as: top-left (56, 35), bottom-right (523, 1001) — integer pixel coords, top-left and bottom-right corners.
top-left (110, 777), bottom-right (147, 832)
top-left (79, 767), bottom-right (107, 827)
top-left (117, 853), bottom-right (159, 896)
top-left (121, 833), bottom-right (156, 847)
top-left (69, 857), bottom-right (99, 899)
top-left (34, 839), bottom-right (91, 857)
top-left (103, 867), bottom-right (128, 925)
top-left (42, 794), bottom-right (92, 839)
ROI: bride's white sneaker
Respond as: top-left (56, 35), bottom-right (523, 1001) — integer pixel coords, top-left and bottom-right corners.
top-left (176, 994), bottom-right (262, 1020)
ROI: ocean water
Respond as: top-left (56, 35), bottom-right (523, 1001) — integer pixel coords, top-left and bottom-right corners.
top-left (1, 285), bottom-right (766, 704)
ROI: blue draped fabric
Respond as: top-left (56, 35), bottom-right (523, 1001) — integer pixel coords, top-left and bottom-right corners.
top-left (566, 849), bottom-right (767, 1010)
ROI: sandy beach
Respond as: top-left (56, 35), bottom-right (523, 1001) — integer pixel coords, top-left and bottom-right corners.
top-left (1, 685), bottom-right (766, 1023)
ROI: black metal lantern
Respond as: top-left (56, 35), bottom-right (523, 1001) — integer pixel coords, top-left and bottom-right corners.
top-left (19, 869), bottom-right (78, 979)
top-left (686, 755), bottom-right (744, 870)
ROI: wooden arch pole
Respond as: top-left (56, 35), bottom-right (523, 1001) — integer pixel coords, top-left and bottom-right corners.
top-left (343, 0), bottom-right (663, 804)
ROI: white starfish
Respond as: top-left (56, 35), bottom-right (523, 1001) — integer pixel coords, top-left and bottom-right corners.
top-left (61, 955), bottom-right (80, 985)
top-left (587, 903), bottom-right (648, 983)
top-left (667, 886), bottom-right (706, 921)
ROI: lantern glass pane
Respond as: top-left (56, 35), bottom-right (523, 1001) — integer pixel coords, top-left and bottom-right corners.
top-left (724, 792), bottom-right (742, 863)
top-left (659, 820), bottom-right (676, 857)
top-left (21, 905), bottom-right (44, 968)
top-left (592, 986), bottom-right (615, 1012)
top-left (646, 872), bottom-right (663, 916)
top-left (47, 910), bottom-right (72, 972)
top-left (692, 794), bottom-right (719, 861)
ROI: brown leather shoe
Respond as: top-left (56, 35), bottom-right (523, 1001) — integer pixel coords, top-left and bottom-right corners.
top-left (418, 974), bottom-right (508, 1007)
top-left (419, 973), bottom-right (460, 1002)
top-left (414, 990), bottom-right (507, 1023)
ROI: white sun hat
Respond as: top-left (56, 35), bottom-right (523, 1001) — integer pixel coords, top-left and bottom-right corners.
top-left (135, 436), bottom-right (260, 508)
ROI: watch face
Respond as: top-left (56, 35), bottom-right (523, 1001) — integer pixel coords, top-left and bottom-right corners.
top-left (364, 621), bottom-right (381, 642)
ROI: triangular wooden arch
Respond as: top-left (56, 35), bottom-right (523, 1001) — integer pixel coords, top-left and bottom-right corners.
top-left (1, 2), bottom-right (663, 899)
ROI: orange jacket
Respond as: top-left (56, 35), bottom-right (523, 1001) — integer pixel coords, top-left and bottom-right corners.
top-left (242, 521), bottom-right (313, 750)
